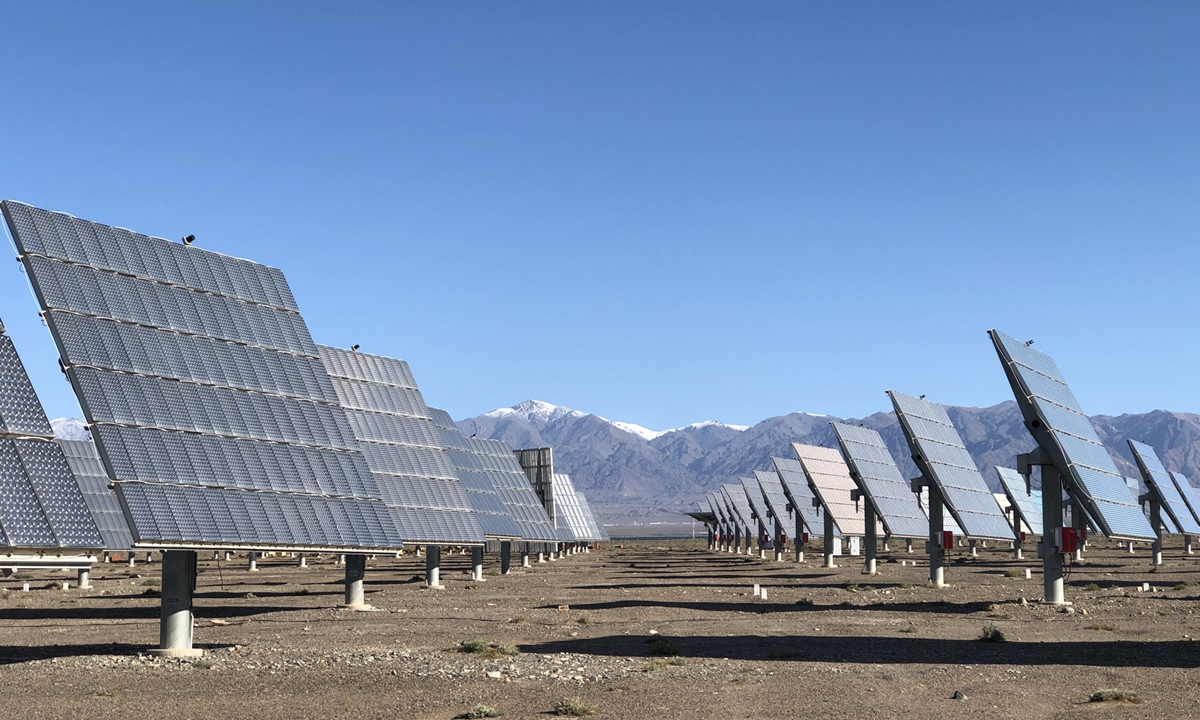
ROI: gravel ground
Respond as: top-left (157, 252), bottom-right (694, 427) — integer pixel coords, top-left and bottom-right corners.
top-left (2, 539), bottom-right (1200, 719)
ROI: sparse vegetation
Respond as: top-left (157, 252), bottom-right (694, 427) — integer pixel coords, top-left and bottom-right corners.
top-left (795, 598), bottom-right (814, 606)
top-left (90, 688), bottom-right (117, 698)
top-left (10, 572), bottom-right (32, 580)
top-left (1089, 689), bottom-right (1142, 704)
top-left (191, 657), bottom-right (214, 670)
top-left (899, 625), bottom-right (917, 633)
top-left (553, 697), bottom-right (596, 716)
top-left (978, 625), bottom-right (1006, 643)
top-left (645, 657), bottom-right (686, 672)
top-left (508, 616), bottom-right (528, 624)
top-left (141, 578), bottom-right (160, 587)
top-left (1083, 583), bottom-right (1101, 591)
top-left (295, 588), bottom-right (309, 596)
top-left (457, 639), bottom-right (519, 657)
top-left (647, 638), bottom-right (679, 656)
top-left (1158, 609), bottom-right (1174, 616)
top-left (1003, 570), bottom-right (1024, 578)
top-left (243, 592), bottom-right (257, 600)
top-left (1085, 623), bottom-right (1116, 632)
top-left (899, 583), bottom-right (914, 590)
top-left (458, 639), bottom-right (489, 654)
top-left (142, 588), bottom-right (159, 596)
top-left (576, 615), bottom-right (591, 625)
top-left (457, 704), bottom-right (504, 719)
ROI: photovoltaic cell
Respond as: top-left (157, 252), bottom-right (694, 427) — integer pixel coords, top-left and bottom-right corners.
top-left (889, 391), bottom-right (1014, 540)
top-left (990, 329), bottom-right (1154, 540)
top-left (789, 444), bottom-right (865, 535)
top-left (1169, 472), bottom-right (1200, 528)
top-left (753, 469), bottom-right (791, 530)
top-left (995, 467), bottom-right (1043, 536)
top-left (769, 457), bottom-right (824, 535)
top-left (58, 439), bottom-right (136, 550)
top-left (721, 484), bottom-right (754, 535)
top-left (1129, 440), bottom-right (1200, 535)
top-left (741, 476), bottom-right (770, 532)
top-left (319, 347), bottom-right (484, 545)
top-left (4, 200), bottom-right (400, 551)
top-left (831, 423), bottom-right (929, 539)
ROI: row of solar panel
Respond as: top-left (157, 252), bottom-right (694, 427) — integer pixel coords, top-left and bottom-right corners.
top-left (318, 346), bottom-right (417, 391)
top-left (347, 408), bottom-right (444, 449)
top-left (371, 473), bottom-right (474, 512)
top-left (329, 377), bottom-right (430, 419)
top-left (119, 481), bottom-right (400, 548)
top-left (50, 311), bottom-right (338, 403)
top-left (29, 255), bottom-right (316, 357)
top-left (6, 201), bottom-right (299, 312)
top-left (57, 439), bottom-right (136, 550)
top-left (0, 438), bottom-right (103, 548)
top-left (356, 440), bottom-right (457, 481)
top-left (73, 367), bottom-right (359, 450)
top-left (0, 335), bottom-right (55, 437)
top-left (93, 424), bottom-right (380, 498)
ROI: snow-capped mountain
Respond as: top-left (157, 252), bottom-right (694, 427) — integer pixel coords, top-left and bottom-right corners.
top-left (50, 417), bottom-right (90, 441)
top-left (478, 399), bottom-right (749, 442)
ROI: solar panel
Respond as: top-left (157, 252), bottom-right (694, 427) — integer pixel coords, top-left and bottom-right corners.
top-left (753, 469), bottom-right (791, 528)
top-left (4, 201), bottom-right (401, 551)
top-left (551, 474), bottom-right (595, 541)
top-left (789, 444), bottom-right (864, 535)
top-left (741, 476), bottom-right (769, 527)
top-left (319, 346), bottom-right (484, 545)
top-left (889, 391), bottom-right (1014, 541)
top-left (514, 447), bottom-right (555, 525)
top-left (989, 329), bottom-right (1155, 540)
top-left (769, 457), bottom-right (825, 535)
top-left (575, 492), bottom-right (607, 540)
top-left (58, 439), bottom-right (134, 550)
top-left (1128, 440), bottom-right (1200, 535)
top-left (995, 467), bottom-right (1044, 535)
top-left (831, 423), bottom-right (929, 539)
top-left (708, 492), bottom-right (729, 529)
top-left (0, 315), bottom-right (103, 553)
top-left (1170, 472), bottom-right (1200, 528)
top-left (722, 483), bottom-right (755, 533)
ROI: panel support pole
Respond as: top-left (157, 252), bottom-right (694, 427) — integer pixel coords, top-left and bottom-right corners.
top-left (76, 568), bottom-right (90, 589)
top-left (151, 550), bottom-right (200, 658)
top-left (823, 510), bottom-right (837, 568)
top-left (795, 513), bottom-right (804, 563)
top-left (1149, 498), bottom-right (1164, 566)
top-left (343, 553), bottom-right (368, 609)
top-left (247, 552), bottom-right (258, 572)
top-left (425, 546), bottom-right (443, 589)
top-left (863, 499), bottom-right (877, 575)
top-left (773, 516), bottom-right (784, 562)
top-left (500, 541), bottom-right (512, 575)
top-left (472, 546), bottom-right (485, 581)
top-left (1072, 502), bottom-right (1086, 561)
top-left (928, 487), bottom-right (945, 588)
top-left (1011, 507), bottom-right (1023, 559)
top-left (1186, 535), bottom-right (1194, 555)
top-left (757, 519), bottom-right (767, 559)
top-left (1042, 465), bottom-right (1065, 604)
top-left (521, 544), bottom-right (530, 568)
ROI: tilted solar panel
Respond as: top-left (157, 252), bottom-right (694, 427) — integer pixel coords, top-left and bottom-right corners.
top-left (4, 201), bottom-right (401, 551)
top-left (1169, 472), bottom-right (1200, 528)
top-left (58, 438), bottom-right (134, 550)
top-left (426, 407), bottom-right (523, 540)
top-left (320, 345), bottom-right (484, 545)
top-left (722, 483), bottom-right (755, 533)
top-left (575, 493), bottom-right (606, 540)
top-left (753, 469), bottom-right (791, 529)
top-left (789, 444), bottom-right (863, 535)
top-left (889, 391), bottom-right (1014, 540)
top-left (770, 456), bottom-right (825, 535)
top-left (740, 476), bottom-right (769, 530)
top-left (831, 422), bottom-right (928, 538)
top-left (1129, 440), bottom-right (1200, 535)
top-left (552, 474), bottom-right (594, 541)
top-left (708, 492), bottom-right (729, 528)
top-left (989, 329), bottom-right (1154, 540)
top-left (995, 467), bottom-right (1044, 536)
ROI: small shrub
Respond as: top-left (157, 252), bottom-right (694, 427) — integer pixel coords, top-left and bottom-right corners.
top-left (899, 583), bottom-right (914, 590)
top-left (11, 573), bottom-right (32, 580)
top-left (978, 625), bottom-right (1006, 643)
top-left (899, 625), bottom-right (917, 634)
top-left (483, 644), bottom-right (520, 659)
top-left (844, 583), bottom-right (861, 592)
top-left (795, 598), bottom-right (814, 606)
top-left (1083, 583), bottom-right (1101, 591)
top-left (553, 697), bottom-right (596, 716)
top-left (1176, 580), bottom-right (1199, 590)
top-left (1003, 570), bottom-right (1023, 578)
top-left (243, 592), bottom-right (257, 600)
top-left (295, 588), bottom-right (310, 596)
top-left (508, 616), bottom-right (528, 624)
top-left (667, 657), bottom-right (685, 666)
top-left (457, 704), bottom-right (504, 719)
top-left (142, 588), bottom-right (159, 596)
top-left (576, 615), bottom-right (591, 625)
top-left (644, 659), bottom-right (665, 672)
top-left (647, 638), bottom-right (679, 656)
top-left (191, 657), bottom-right (214, 670)
top-left (1089, 689), bottom-right (1142, 704)
top-left (90, 688), bottom-right (117, 698)
top-left (141, 578), bottom-right (160, 587)
top-left (1085, 623), bottom-right (1115, 632)
top-left (458, 639), bottom-right (489, 654)
top-left (1158, 609), bottom-right (1174, 616)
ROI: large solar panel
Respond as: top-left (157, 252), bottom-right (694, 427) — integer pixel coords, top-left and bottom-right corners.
top-left (990, 329), bottom-right (1154, 540)
top-left (514, 448), bottom-right (555, 522)
top-left (995, 467), bottom-right (1044, 536)
top-left (722, 483), bottom-right (754, 534)
top-left (0, 320), bottom-right (103, 552)
top-left (791, 443), bottom-right (866, 535)
top-left (575, 492), bottom-right (607, 540)
top-left (753, 469), bottom-right (791, 531)
top-left (58, 438), bottom-right (134, 550)
top-left (319, 345), bottom-right (484, 545)
top-left (708, 491), bottom-right (729, 530)
top-left (464, 437), bottom-right (559, 541)
top-left (740, 476), bottom-right (769, 532)
top-left (1169, 472), bottom-right (1200, 528)
top-left (426, 406), bottom-right (522, 540)
top-left (831, 423), bottom-right (929, 538)
top-left (551, 474), bottom-right (596, 541)
top-left (1128, 440), bottom-right (1200, 535)
top-left (4, 201), bottom-right (401, 551)
top-left (889, 391), bottom-right (1014, 540)
top-left (770, 456), bottom-right (825, 535)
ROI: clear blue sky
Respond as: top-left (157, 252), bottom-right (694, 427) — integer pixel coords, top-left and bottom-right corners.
top-left (2, 3), bottom-right (1199, 430)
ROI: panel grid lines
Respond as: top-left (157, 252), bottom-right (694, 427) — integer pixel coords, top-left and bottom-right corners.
top-left (831, 423), bottom-right (928, 539)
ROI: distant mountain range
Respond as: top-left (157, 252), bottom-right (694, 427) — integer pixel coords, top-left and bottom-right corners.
top-left (457, 400), bottom-right (1200, 526)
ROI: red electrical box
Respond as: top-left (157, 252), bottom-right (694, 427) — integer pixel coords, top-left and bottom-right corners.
top-left (1019, 531), bottom-right (1026, 542)
top-left (780, 533), bottom-right (788, 544)
top-left (1079, 526), bottom-right (1087, 543)
top-left (801, 532), bottom-right (809, 544)
top-left (1057, 527), bottom-right (1078, 553)
top-left (942, 531), bottom-right (954, 550)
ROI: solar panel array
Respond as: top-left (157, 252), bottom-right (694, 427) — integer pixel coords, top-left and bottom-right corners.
top-left (575, 492), bottom-right (608, 540)
top-left (425, 407), bottom-right (522, 540)
top-left (770, 456), bottom-right (825, 535)
top-left (790, 443), bottom-right (865, 535)
top-left (995, 467), bottom-right (1044, 535)
top-left (552, 474), bottom-right (597, 541)
top-left (1169, 472), bottom-right (1200, 528)
top-left (722, 483), bottom-right (754, 534)
top-left (0, 319), bottom-right (103, 551)
top-left (832, 423), bottom-right (929, 538)
top-left (708, 491), bottom-right (730, 530)
top-left (889, 391), bottom-right (1014, 540)
top-left (753, 469), bottom-right (791, 531)
top-left (1129, 440), bottom-right (1200, 535)
top-left (4, 201), bottom-right (401, 551)
top-left (459, 436), bottom-right (559, 541)
top-left (318, 346), bottom-right (484, 545)
top-left (740, 476), bottom-right (769, 531)
top-left (58, 438), bottom-right (134, 550)
top-left (990, 329), bottom-right (1154, 540)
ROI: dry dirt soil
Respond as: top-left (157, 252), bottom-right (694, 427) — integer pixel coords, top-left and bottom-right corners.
top-left (1, 539), bottom-right (1200, 720)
